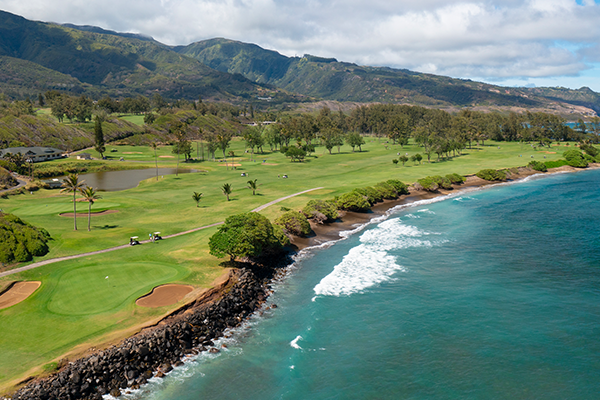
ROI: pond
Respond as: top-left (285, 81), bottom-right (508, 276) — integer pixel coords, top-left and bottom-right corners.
top-left (55, 168), bottom-right (196, 192)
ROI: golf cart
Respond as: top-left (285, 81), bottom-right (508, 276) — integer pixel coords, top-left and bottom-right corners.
top-left (129, 236), bottom-right (140, 246)
top-left (152, 232), bottom-right (162, 241)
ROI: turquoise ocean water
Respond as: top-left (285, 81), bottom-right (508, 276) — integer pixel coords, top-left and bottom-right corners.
top-left (124, 169), bottom-right (600, 400)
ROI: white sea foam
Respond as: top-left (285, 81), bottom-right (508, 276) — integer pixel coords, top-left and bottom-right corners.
top-left (314, 218), bottom-right (441, 297)
top-left (313, 245), bottom-right (404, 296)
top-left (290, 335), bottom-right (303, 349)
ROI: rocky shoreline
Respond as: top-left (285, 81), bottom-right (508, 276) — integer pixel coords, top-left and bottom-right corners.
top-left (6, 264), bottom-right (283, 400)
top-left (5, 164), bottom-right (597, 400)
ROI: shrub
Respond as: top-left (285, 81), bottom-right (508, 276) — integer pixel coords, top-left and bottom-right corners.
top-left (544, 159), bottom-right (569, 169)
top-left (445, 173), bottom-right (466, 184)
top-left (373, 182), bottom-right (398, 199)
top-left (563, 149), bottom-right (588, 168)
top-left (528, 160), bottom-right (548, 172)
top-left (0, 213), bottom-right (51, 264)
top-left (476, 169), bottom-right (507, 181)
top-left (579, 143), bottom-right (599, 157)
top-left (274, 211), bottom-right (312, 237)
top-left (0, 167), bottom-right (17, 189)
top-left (415, 175), bottom-right (452, 192)
top-left (352, 187), bottom-right (382, 205)
top-left (385, 179), bottom-right (409, 195)
top-left (208, 212), bottom-right (284, 261)
top-left (335, 192), bottom-right (371, 212)
top-left (302, 200), bottom-right (338, 223)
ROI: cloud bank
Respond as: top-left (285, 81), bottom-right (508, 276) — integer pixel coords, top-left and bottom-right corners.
top-left (2, 0), bottom-right (600, 88)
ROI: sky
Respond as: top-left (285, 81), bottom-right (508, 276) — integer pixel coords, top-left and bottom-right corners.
top-left (2, 0), bottom-right (600, 91)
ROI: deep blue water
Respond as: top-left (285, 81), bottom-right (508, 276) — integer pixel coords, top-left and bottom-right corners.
top-left (123, 169), bottom-right (600, 400)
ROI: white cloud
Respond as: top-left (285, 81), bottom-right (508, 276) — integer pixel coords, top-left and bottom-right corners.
top-left (2, 0), bottom-right (600, 89)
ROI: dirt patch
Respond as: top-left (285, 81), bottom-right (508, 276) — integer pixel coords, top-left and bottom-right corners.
top-left (59, 210), bottom-right (119, 218)
top-left (541, 151), bottom-right (557, 154)
top-left (159, 155), bottom-right (175, 158)
top-left (261, 163), bottom-right (278, 166)
top-left (136, 284), bottom-right (195, 308)
top-left (0, 281), bottom-right (41, 310)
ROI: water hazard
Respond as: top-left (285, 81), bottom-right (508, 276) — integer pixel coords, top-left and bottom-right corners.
top-left (57, 168), bottom-right (195, 191)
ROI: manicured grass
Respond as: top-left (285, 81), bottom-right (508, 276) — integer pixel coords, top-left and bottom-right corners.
top-left (117, 114), bottom-right (145, 126)
top-left (0, 227), bottom-right (223, 387)
top-left (0, 137), bottom-right (573, 390)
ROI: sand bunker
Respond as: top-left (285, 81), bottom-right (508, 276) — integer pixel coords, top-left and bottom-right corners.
top-left (59, 210), bottom-right (119, 217)
top-left (0, 281), bottom-right (41, 309)
top-left (218, 163), bottom-right (242, 167)
top-left (159, 155), bottom-right (175, 158)
top-left (261, 163), bottom-right (278, 166)
top-left (136, 284), bottom-right (194, 308)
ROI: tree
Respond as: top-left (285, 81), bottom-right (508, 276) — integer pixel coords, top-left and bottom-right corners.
top-left (38, 93), bottom-right (45, 107)
top-left (222, 183), bottom-right (232, 201)
top-left (151, 142), bottom-right (158, 181)
top-left (247, 179), bottom-right (259, 195)
top-left (216, 131), bottom-right (232, 169)
top-left (192, 191), bottom-right (203, 207)
top-left (399, 155), bottom-right (409, 166)
top-left (79, 186), bottom-right (102, 231)
top-left (208, 212), bottom-right (282, 261)
top-left (94, 117), bottom-right (105, 159)
top-left (61, 174), bottom-right (86, 231)
top-left (346, 132), bottom-right (365, 152)
top-left (170, 120), bottom-right (187, 176)
top-left (392, 159), bottom-right (399, 167)
top-left (284, 146), bottom-right (306, 162)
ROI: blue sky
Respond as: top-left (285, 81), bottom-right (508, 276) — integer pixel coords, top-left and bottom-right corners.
top-left (2, 0), bottom-right (600, 92)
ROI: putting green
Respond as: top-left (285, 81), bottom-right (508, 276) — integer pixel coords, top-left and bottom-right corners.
top-left (47, 262), bottom-right (179, 315)
top-left (12, 203), bottom-right (121, 216)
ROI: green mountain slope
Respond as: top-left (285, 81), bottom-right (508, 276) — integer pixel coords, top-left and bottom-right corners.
top-left (176, 38), bottom-right (600, 113)
top-left (0, 11), bottom-right (275, 102)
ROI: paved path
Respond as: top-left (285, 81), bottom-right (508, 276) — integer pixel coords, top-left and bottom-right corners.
top-left (0, 187), bottom-right (324, 278)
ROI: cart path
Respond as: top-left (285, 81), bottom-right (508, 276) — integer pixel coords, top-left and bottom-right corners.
top-left (0, 187), bottom-right (324, 278)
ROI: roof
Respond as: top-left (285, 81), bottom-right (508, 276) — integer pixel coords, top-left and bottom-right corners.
top-left (0, 147), bottom-right (65, 157)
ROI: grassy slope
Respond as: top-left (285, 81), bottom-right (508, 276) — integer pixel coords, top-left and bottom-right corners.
top-left (0, 138), bottom-right (571, 389)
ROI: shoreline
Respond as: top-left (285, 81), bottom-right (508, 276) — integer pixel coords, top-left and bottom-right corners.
top-left (5, 164), bottom-right (597, 399)
top-left (291, 165), bottom-right (578, 251)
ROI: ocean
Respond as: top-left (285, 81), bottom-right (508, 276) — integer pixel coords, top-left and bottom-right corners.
top-left (120, 169), bottom-right (600, 400)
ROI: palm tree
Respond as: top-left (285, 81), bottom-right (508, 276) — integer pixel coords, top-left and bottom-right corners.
top-left (247, 179), bottom-right (259, 195)
top-left (192, 191), bottom-right (203, 207)
top-left (152, 141), bottom-right (158, 181)
top-left (60, 174), bottom-right (85, 230)
top-left (222, 183), bottom-right (232, 201)
top-left (79, 186), bottom-right (102, 231)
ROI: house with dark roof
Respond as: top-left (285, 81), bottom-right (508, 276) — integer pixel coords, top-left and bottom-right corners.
top-left (0, 147), bottom-right (67, 162)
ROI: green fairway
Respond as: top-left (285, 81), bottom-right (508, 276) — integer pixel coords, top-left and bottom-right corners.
top-left (48, 262), bottom-right (180, 315)
top-left (0, 137), bottom-right (574, 390)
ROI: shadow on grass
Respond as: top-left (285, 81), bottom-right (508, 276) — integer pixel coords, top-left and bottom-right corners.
top-left (96, 225), bottom-right (119, 229)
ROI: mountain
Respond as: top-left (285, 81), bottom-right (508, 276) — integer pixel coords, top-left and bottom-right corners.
top-left (0, 10), bottom-right (598, 115)
top-left (175, 38), bottom-right (600, 114)
top-left (0, 11), bottom-right (291, 102)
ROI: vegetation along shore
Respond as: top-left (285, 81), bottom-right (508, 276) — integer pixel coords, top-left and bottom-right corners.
top-left (2, 85), bottom-right (600, 399)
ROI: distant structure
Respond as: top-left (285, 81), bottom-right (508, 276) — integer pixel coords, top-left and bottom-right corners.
top-left (76, 153), bottom-right (93, 160)
top-left (0, 147), bottom-right (66, 163)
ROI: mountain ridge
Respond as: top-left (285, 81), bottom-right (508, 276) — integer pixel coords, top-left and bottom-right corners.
top-left (0, 10), bottom-right (598, 116)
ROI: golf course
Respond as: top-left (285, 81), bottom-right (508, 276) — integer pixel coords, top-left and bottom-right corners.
top-left (0, 136), bottom-right (571, 391)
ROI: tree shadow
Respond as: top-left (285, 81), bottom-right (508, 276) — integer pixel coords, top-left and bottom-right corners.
top-left (96, 224), bottom-right (119, 229)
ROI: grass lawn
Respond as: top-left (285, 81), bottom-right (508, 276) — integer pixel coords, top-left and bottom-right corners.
top-left (0, 137), bottom-right (573, 390)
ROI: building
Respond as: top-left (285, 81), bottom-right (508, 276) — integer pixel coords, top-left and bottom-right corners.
top-left (76, 153), bottom-right (92, 160)
top-left (0, 147), bottom-right (67, 163)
